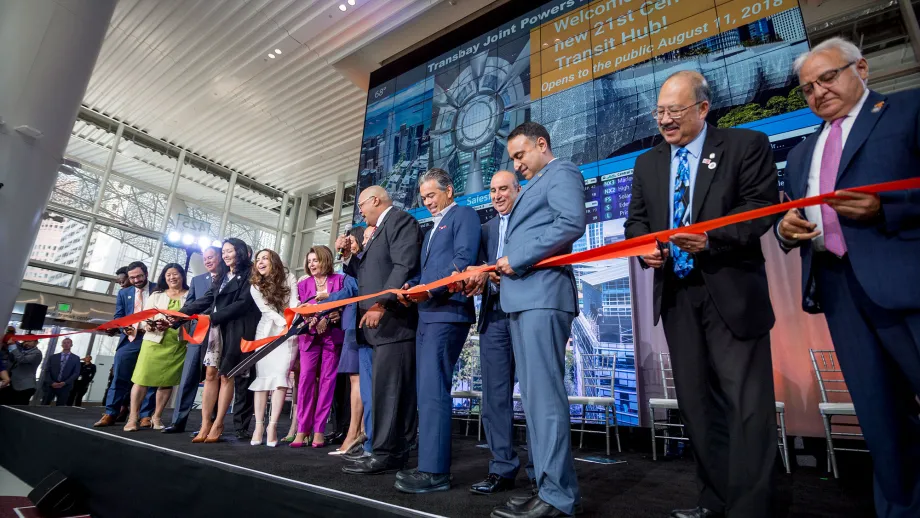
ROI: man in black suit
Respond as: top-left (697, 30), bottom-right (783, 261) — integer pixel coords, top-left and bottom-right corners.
top-left (625, 70), bottom-right (779, 518)
top-left (338, 185), bottom-right (422, 475)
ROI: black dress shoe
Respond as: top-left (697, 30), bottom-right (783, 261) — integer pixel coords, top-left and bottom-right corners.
top-left (471, 473), bottom-right (515, 495)
top-left (506, 479), bottom-right (539, 505)
top-left (162, 424), bottom-right (186, 434)
top-left (343, 450), bottom-right (371, 462)
top-left (235, 430), bottom-right (252, 440)
top-left (492, 496), bottom-right (577, 517)
top-left (394, 471), bottom-right (451, 494)
top-left (396, 467), bottom-right (418, 482)
top-left (670, 507), bottom-right (723, 518)
top-left (342, 456), bottom-right (404, 475)
top-left (325, 431), bottom-right (346, 445)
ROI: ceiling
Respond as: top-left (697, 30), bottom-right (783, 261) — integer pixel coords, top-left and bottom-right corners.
top-left (69, 0), bottom-right (502, 202)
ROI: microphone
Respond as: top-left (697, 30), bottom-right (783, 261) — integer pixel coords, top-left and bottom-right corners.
top-left (337, 227), bottom-right (352, 259)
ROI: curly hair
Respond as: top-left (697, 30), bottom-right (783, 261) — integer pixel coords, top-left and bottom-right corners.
top-left (250, 249), bottom-right (290, 313)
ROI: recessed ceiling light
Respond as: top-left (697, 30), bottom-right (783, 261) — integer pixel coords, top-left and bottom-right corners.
top-left (348, 0), bottom-right (355, 5)
top-left (338, 4), bottom-right (347, 11)
top-left (268, 53), bottom-right (275, 59)
top-left (275, 48), bottom-right (282, 54)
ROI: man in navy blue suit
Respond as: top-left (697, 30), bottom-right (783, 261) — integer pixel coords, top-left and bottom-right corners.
top-left (394, 168), bottom-right (481, 494)
top-left (777, 37), bottom-right (920, 518)
top-left (467, 170), bottom-right (533, 496)
top-left (163, 246), bottom-right (221, 434)
top-left (94, 261), bottom-right (156, 428)
top-left (40, 338), bottom-right (81, 405)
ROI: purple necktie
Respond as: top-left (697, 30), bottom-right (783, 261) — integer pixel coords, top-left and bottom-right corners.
top-left (819, 118), bottom-right (847, 257)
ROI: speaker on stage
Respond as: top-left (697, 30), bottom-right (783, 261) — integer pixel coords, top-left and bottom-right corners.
top-left (21, 303), bottom-right (48, 331)
top-left (28, 471), bottom-right (88, 517)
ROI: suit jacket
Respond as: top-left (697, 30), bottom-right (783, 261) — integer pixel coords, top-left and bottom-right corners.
top-left (343, 208), bottom-right (423, 346)
top-left (500, 158), bottom-right (586, 314)
top-left (180, 268), bottom-right (260, 372)
top-left (8, 345), bottom-right (42, 391)
top-left (476, 215), bottom-right (505, 334)
top-left (43, 352), bottom-right (81, 387)
top-left (185, 272), bottom-right (212, 343)
top-left (414, 204), bottom-right (480, 324)
top-left (625, 125), bottom-right (778, 339)
top-left (778, 89), bottom-right (920, 313)
top-left (114, 282), bottom-right (158, 349)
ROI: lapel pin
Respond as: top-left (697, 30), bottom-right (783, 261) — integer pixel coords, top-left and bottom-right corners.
top-left (708, 162), bottom-right (717, 170)
top-left (871, 100), bottom-right (885, 113)
top-left (702, 158), bottom-right (711, 164)
top-left (709, 153), bottom-right (715, 159)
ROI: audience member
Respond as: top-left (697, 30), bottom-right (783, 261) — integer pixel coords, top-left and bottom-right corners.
top-left (125, 263), bottom-right (190, 431)
top-left (40, 337), bottom-right (81, 406)
top-left (4, 340), bottom-right (42, 405)
top-left (67, 355), bottom-right (96, 406)
top-left (248, 249), bottom-right (298, 447)
top-left (293, 245), bottom-right (345, 448)
top-left (776, 37), bottom-right (920, 518)
top-left (95, 261), bottom-right (157, 427)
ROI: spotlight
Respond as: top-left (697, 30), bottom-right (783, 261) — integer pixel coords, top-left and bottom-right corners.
top-left (275, 48), bottom-right (282, 54)
top-left (182, 234), bottom-right (195, 246)
top-left (338, 4), bottom-right (346, 11)
top-left (212, 240), bottom-right (222, 248)
top-left (268, 53), bottom-right (275, 59)
top-left (348, 0), bottom-right (355, 5)
top-left (168, 231), bottom-right (181, 243)
top-left (197, 236), bottom-right (212, 250)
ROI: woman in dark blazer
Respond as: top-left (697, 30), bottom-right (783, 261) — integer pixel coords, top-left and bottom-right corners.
top-left (178, 238), bottom-right (260, 443)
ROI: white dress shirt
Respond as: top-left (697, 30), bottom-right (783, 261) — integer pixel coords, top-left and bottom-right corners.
top-left (804, 87), bottom-right (869, 251)
top-left (427, 202), bottom-right (457, 251)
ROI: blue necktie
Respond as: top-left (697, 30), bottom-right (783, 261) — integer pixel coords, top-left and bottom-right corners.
top-left (672, 148), bottom-right (693, 278)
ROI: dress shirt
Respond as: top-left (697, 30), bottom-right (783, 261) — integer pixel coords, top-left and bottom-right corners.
top-left (491, 213), bottom-right (511, 293)
top-left (427, 202), bottom-right (457, 251)
top-left (803, 87), bottom-right (869, 251)
top-left (669, 124), bottom-right (708, 227)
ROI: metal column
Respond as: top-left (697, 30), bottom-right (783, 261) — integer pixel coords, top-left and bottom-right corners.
top-left (150, 149), bottom-right (186, 275)
top-left (218, 170), bottom-right (238, 238)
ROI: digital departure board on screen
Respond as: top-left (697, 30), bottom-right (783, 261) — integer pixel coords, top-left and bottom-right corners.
top-left (355, 0), bottom-right (814, 427)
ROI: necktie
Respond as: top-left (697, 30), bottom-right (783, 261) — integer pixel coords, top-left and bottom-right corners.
top-left (59, 353), bottom-right (69, 379)
top-left (820, 118), bottom-right (847, 257)
top-left (130, 288), bottom-right (143, 341)
top-left (672, 148), bottom-right (693, 278)
top-left (363, 226), bottom-right (375, 247)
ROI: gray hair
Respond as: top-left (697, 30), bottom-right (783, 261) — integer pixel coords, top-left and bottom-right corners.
top-left (419, 168), bottom-right (453, 192)
top-left (793, 37), bottom-right (863, 75)
top-left (664, 70), bottom-right (711, 103)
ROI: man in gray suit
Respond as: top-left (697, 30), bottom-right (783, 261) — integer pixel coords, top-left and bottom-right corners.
top-left (4, 340), bottom-right (43, 405)
top-left (40, 337), bottom-right (81, 405)
top-left (163, 245), bottom-right (221, 434)
top-left (483, 122), bottom-right (586, 518)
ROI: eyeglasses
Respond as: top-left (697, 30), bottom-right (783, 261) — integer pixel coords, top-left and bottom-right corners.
top-left (799, 61), bottom-right (856, 98)
top-left (651, 101), bottom-right (704, 121)
top-left (356, 195), bottom-right (377, 208)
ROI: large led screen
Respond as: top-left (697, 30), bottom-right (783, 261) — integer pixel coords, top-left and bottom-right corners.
top-left (355, 0), bottom-right (811, 427)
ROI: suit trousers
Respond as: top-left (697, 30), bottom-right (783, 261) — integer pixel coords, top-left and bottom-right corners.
top-left (371, 338), bottom-right (417, 464)
top-left (105, 341), bottom-right (155, 417)
top-left (508, 309), bottom-right (579, 515)
top-left (296, 340), bottom-right (341, 435)
top-left (233, 369), bottom-right (254, 433)
top-left (660, 274), bottom-right (776, 518)
top-left (68, 382), bottom-right (90, 406)
top-left (41, 385), bottom-right (72, 406)
top-left (479, 308), bottom-right (521, 479)
top-left (416, 321), bottom-right (470, 474)
top-left (171, 342), bottom-right (204, 428)
top-left (815, 254), bottom-right (920, 518)
top-left (358, 346), bottom-right (374, 452)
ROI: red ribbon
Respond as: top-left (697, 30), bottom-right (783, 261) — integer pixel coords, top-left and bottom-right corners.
top-left (13, 177), bottom-right (920, 351)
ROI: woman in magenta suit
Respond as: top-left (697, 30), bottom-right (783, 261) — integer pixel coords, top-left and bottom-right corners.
top-left (293, 245), bottom-right (345, 448)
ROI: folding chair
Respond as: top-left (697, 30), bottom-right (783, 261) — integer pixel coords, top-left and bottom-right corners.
top-left (567, 353), bottom-right (622, 455)
top-left (451, 335), bottom-right (482, 440)
top-left (809, 349), bottom-right (867, 478)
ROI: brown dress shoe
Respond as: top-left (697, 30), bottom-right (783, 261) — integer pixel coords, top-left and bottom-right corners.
top-left (139, 417), bottom-right (152, 428)
top-left (94, 414), bottom-right (116, 427)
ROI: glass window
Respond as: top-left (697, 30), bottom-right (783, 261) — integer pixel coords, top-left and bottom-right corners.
top-left (29, 211), bottom-right (89, 268)
top-left (23, 266), bottom-right (72, 288)
top-left (155, 244), bottom-right (188, 280)
top-left (51, 163), bottom-right (100, 212)
top-left (99, 176), bottom-right (168, 232)
top-left (81, 224), bottom-right (158, 290)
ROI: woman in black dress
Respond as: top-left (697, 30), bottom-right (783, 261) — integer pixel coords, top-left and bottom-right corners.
top-left (178, 238), bottom-right (260, 443)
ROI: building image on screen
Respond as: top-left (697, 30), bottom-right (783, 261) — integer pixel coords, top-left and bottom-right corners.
top-left (356, 0), bottom-right (812, 427)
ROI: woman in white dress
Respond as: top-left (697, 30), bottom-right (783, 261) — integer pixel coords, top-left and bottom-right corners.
top-left (248, 249), bottom-right (298, 447)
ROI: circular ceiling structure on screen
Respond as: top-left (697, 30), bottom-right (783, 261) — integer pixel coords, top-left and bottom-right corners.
top-left (431, 44), bottom-right (530, 194)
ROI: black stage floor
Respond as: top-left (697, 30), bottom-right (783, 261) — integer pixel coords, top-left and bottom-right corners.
top-left (0, 406), bottom-right (875, 517)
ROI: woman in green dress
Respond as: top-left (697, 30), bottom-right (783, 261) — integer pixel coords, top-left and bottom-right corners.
top-left (124, 263), bottom-right (190, 431)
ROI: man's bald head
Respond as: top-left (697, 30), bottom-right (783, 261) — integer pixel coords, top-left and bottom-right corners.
top-left (490, 170), bottom-right (521, 215)
top-left (357, 185), bottom-right (393, 226)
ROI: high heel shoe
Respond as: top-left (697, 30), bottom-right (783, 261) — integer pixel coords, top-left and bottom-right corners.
top-left (204, 424), bottom-right (223, 443)
top-left (251, 419), bottom-right (265, 446)
top-left (123, 418), bottom-right (139, 432)
top-left (192, 424), bottom-right (211, 443)
top-left (151, 417), bottom-right (165, 430)
top-left (266, 421), bottom-right (279, 447)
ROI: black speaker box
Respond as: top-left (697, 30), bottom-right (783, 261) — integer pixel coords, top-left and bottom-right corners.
top-left (28, 471), bottom-right (88, 516)
top-left (21, 302), bottom-right (48, 331)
